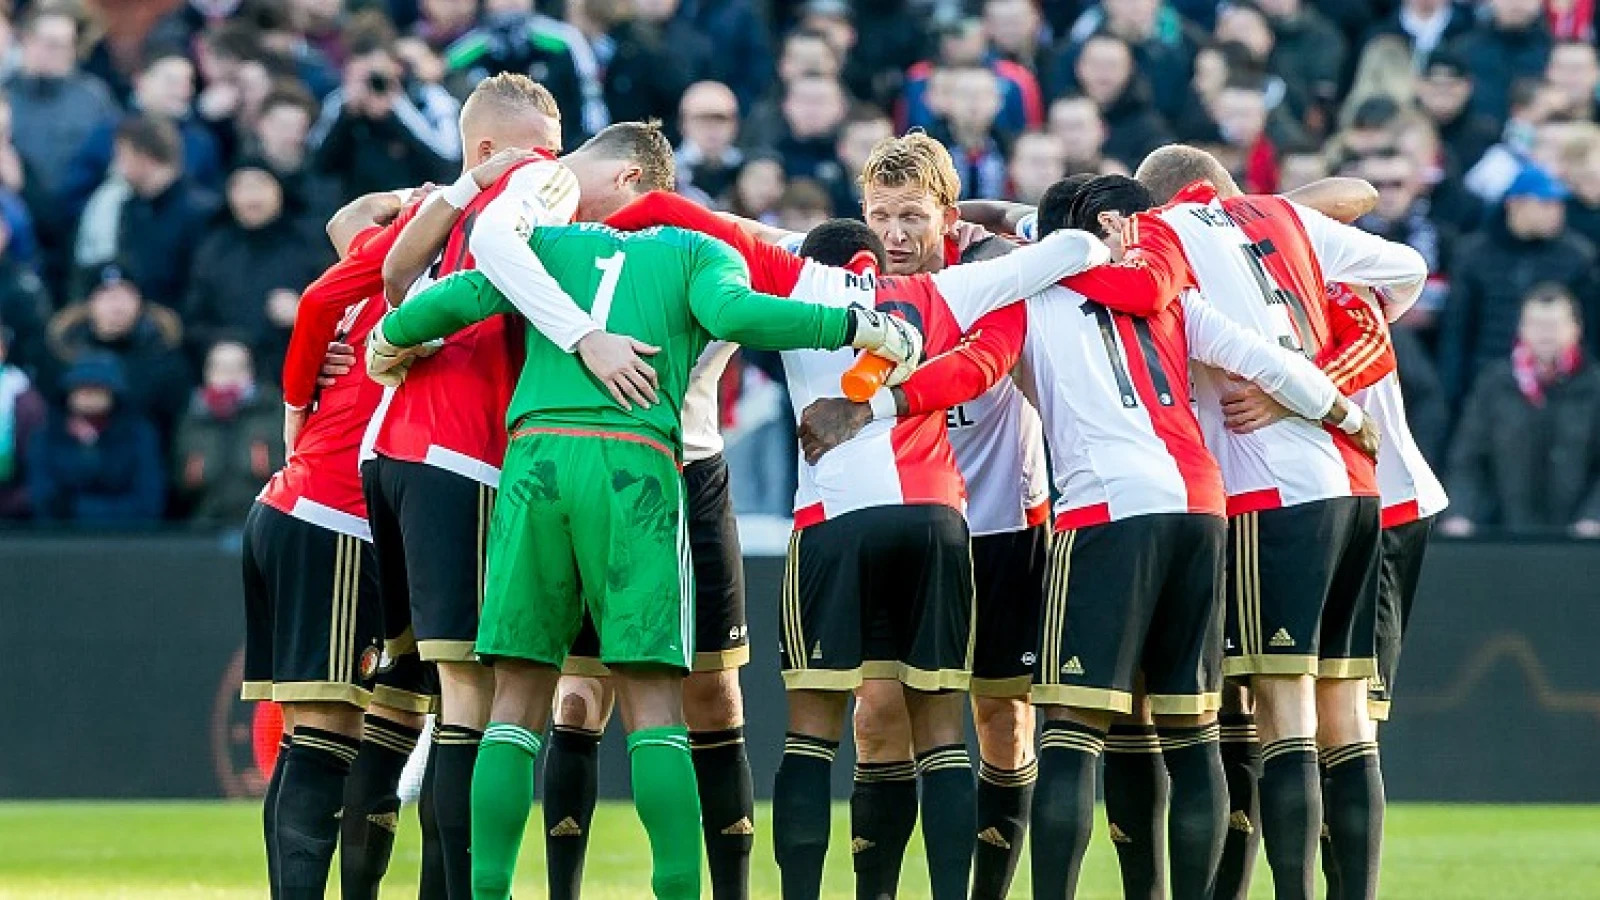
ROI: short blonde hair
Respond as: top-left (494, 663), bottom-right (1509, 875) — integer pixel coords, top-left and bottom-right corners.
top-left (858, 131), bottom-right (961, 209)
top-left (464, 72), bottom-right (560, 121)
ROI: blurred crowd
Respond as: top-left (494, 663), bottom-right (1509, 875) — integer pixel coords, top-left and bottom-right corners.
top-left (3, 0), bottom-right (1600, 536)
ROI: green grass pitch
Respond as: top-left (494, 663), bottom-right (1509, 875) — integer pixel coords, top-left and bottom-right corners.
top-left (1, 801), bottom-right (1597, 898)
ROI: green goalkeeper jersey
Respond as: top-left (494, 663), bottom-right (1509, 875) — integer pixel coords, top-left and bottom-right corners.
top-left (380, 222), bottom-right (851, 454)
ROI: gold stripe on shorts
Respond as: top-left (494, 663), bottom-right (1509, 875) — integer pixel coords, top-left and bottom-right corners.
top-left (1040, 530), bottom-right (1077, 687)
top-left (782, 531), bottom-right (805, 672)
top-left (1234, 513), bottom-right (1260, 657)
top-left (329, 536), bottom-right (352, 683)
top-left (963, 538), bottom-right (978, 672)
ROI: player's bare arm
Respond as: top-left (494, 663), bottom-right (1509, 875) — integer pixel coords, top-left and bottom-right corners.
top-left (955, 198), bottom-right (1037, 237)
top-left (715, 209), bottom-right (800, 247)
top-left (1282, 177), bottom-right (1379, 225)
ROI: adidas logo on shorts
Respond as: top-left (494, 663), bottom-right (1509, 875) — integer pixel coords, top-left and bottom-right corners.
top-left (811, 642), bottom-right (823, 661)
top-left (1270, 628), bottom-right (1295, 648)
top-left (1061, 656), bottom-right (1084, 676)
top-left (549, 817), bottom-right (584, 837)
top-left (977, 827), bottom-right (1011, 850)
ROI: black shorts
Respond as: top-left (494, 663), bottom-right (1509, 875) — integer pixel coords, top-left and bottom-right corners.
top-left (1370, 515), bottom-right (1435, 721)
top-left (780, 504), bottom-right (974, 692)
top-left (1225, 496), bottom-right (1381, 679)
top-left (362, 456), bottom-right (495, 663)
top-left (241, 502), bottom-right (384, 707)
top-left (1032, 514), bottom-right (1225, 715)
top-left (567, 454), bottom-right (749, 674)
top-left (370, 650), bottom-right (438, 715)
top-left (969, 524), bottom-right (1049, 697)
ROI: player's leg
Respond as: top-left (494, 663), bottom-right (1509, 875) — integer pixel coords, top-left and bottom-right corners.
top-left (468, 433), bottom-right (589, 900)
top-left (1144, 515), bottom-right (1232, 900)
top-left (240, 504), bottom-right (285, 894)
top-left (1314, 499), bottom-right (1384, 900)
top-left (389, 458), bottom-right (498, 898)
top-left (1212, 680), bottom-right (1260, 900)
top-left (544, 666), bottom-right (613, 900)
top-left (775, 518), bottom-right (865, 900)
top-left (1031, 704), bottom-right (1112, 900)
top-left (851, 678), bottom-right (919, 899)
top-left (614, 666), bottom-right (703, 900)
top-left (1104, 696), bottom-right (1168, 900)
top-left (341, 654), bottom-right (431, 900)
top-left (968, 525), bottom-right (1049, 900)
top-left (889, 505), bottom-right (980, 900)
top-left (681, 454), bottom-right (756, 900)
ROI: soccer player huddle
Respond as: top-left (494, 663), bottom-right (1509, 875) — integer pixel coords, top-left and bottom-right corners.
top-left (243, 70), bottom-right (1444, 900)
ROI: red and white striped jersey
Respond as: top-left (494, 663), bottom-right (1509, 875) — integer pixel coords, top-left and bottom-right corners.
top-left (364, 155), bottom-right (576, 486)
top-left (1151, 182), bottom-right (1428, 513)
top-left (1018, 283), bottom-right (1341, 529)
top-left (1327, 284), bottom-right (1449, 527)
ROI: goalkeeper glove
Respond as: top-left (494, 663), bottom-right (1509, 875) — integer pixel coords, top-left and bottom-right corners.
top-left (366, 317), bottom-right (423, 387)
top-left (846, 307), bottom-right (923, 387)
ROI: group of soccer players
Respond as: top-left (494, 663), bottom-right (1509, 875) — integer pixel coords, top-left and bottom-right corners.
top-left (242, 67), bottom-right (1446, 900)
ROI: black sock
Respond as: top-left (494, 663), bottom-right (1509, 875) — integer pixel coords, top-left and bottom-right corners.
top-left (1258, 738), bottom-right (1321, 900)
top-left (1104, 724), bottom-right (1168, 900)
top-left (1160, 724), bottom-right (1227, 900)
top-left (543, 725), bottom-right (602, 900)
top-left (691, 727), bottom-right (756, 900)
top-left (264, 733), bottom-right (291, 897)
top-left (1214, 713), bottom-right (1261, 900)
top-left (970, 759), bottom-right (1035, 900)
top-left (417, 729), bottom-right (447, 900)
top-left (1319, 767), bottom-right (1341, 900)
top-left (773, 733), bottom-right (837, 900)
top-left (1320, 742), bottom-right (1383, 900)
top-left (432, 724), bottom-right (482, 899)
top-left (340, 717), bottom-right (420, 900)
top-left (276, 726), bottom-right (359, 899)
top-left (850, 760), bottom-right (917, 900)
top-left (1030, 721), bottom-right (1105, 900)
top-left (916, 744), bottom-right (976, 900)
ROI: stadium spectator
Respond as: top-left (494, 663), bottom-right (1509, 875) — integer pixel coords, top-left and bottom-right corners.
top-left (184, 163), bottom-right (331, 378)
top-left (0, 313), bottom-right (46, 519)
top-left (672, 0), bottom-right (773, 111)
top-left (1340, 35), bottom-right (1416, 132)
top-left (1211, 0), bottom-right (1313, 129)
top-left (741, 28), bottom-right (841, 151)
top-left (1213, 73), bottom-right (1290, 192)
top-left (1415, 45), bottom-right (1502, 173)
top-left (439, 0), bottom-right (591, 150)
top-left (1055, 0), bottom-right (1202, 120)
top-left (1560, 125), bottom-right (1600, 246)
top-left (1356, 148), bottom-right (1458, 334)
top-left (412, 0), bottom-right (480, 51)
top-left (928, 65), bottom-right (1011, 199)
top-left (1257, 0), bottom-right (1346, 135)
top-left (1278, 146), bottom-right (1331, 190)
top-left (27, 351), bottom-right (166, 524)
top-left (310, 20), bottom-right (461, 201)
top-left (774, 178), bottom-right (833, 233)
top-left (248, 87), bottom-right (340, 222)
top-left (58, 48), bottom-right (223, 226)
top-left (1545, 39), bottom-right (1600, 122)
top-left (1007, 129), bottom-right (1068, 203)
top-left (983, 0), bottom-right (1049, 77)
top-left (76, 116), bottom-right (219, 307)
top-left (1364, 0), bottom-right (1475, 61)
top-left (817, 104), bottom-right (893, 217)
top-left (675, 81), bottom-right (744, 203)
top-left (1046, 94), bottom-right (1114, 174)
top-left (826, 0), bottom-right (927, 110)
top-left (173, 339), bottom-right (284, 523)
top-left (4, 8), bottom-right (119, 202)
top-left (724, 153), bottom-right (785, 224)
top-left (1069, 33), bottom-right (1172, 169)
top-left (1442, 284), bottom-right (1600, 537)
top-left (45, 266), bottom-right (191, 445)
top-left (0, 95), bottom-right (42, 268)
top-left (1440, 164), bottom-right (1598, 406)
top-left (568, 0), bottom-right (696, 138)
top-left (1393, 109), bottom-right (1488, 229)
top-left (1448, 0), bottom-right (1554, 124)
top-left (773, 74), bottom-right (848, 180)
top-left (0, 217), bottom-right (49, 379)
top-left (902, 18), bottom-right (1042, 137)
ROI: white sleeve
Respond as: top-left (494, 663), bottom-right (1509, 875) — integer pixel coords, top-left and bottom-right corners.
top-left (929, 228), bottom-right (1110, 330)
top-left (1182, 291), bottom-right (1337, 420)
top-left (1290, 200), bottom-right (1428, 321)
top-left (467, 162), bottom-right (592, 351)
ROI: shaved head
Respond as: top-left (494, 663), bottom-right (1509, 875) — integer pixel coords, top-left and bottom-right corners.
top-left (1134, 144), bottom-right (1241, 203)
top-left (459, 73), bottom-right (563, 167)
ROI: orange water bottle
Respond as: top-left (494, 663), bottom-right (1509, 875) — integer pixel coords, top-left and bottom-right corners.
top-left (841, 353), bottom-right (895, 402)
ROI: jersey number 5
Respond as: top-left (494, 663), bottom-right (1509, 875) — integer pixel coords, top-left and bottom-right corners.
top-left (590, 251), bottom-right (626, 327)
top-left (1081, 300), bottom-right (1174, 409)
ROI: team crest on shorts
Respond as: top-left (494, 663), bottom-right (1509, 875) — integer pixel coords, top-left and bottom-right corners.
top-left (359, 645), bottom-right (383, 680)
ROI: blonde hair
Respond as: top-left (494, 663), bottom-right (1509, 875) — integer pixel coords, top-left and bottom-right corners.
top-left (464, 72), bottom-right (561, 122)
top-left (1339, 36), bottom-right (1415, 130)
top-left (577, 119), bottom-right (677, 192)
top-left (858, 131), bottom-right (962, 209)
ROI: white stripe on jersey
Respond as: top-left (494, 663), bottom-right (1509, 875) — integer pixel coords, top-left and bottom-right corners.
top-left (683, 341), bottom-right (738, 464)
top-left (947, 376), bottom-right (1048, 535)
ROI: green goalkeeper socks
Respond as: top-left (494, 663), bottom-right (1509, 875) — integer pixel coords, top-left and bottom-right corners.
top-left (628, 725), bottom-right (704, 900)
top-left (469, 723), bottom-right (543, 900)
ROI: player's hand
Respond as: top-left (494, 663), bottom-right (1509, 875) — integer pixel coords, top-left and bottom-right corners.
top-left (284, 405), bottom-right (307, 452)
top-left (1439, 516), bottom-right (1474, 538)
top-left (366, 320), bottom-right (418, 387)
top-left (847, 308), bottom-right (923, 386)
top-left (318, 341), bottom-right (357, 387)
top-left (471, 148), bottom-right (534, 189)
top-left (798, 397), bottom-right (874, 464)
top-left (1348, 414), bottom-right (1381, 459)
top-left (1222, 376), bottom-right (1292, 433)
top-left (577, 330), bottom-right (660, 410)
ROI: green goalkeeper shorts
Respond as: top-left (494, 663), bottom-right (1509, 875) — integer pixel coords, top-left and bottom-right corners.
top-left (477, 427), bottom-right (694, 671)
